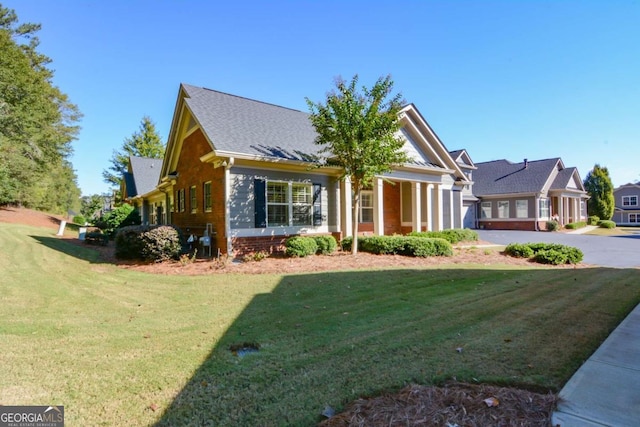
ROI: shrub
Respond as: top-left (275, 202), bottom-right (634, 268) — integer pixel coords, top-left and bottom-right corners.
top-left (95, 204), bottom-right (141, 237)
top-left (504, 243), bottom-right (534, 258)
top-left (546, 220), bottom-right (560, 231)
top-left (72, 215), bottom-right (86, 225)
top-left (115, 225), bottom-right (182, 262)
top-left (141, 226), bottom-right (183, 262)
top-left (115, 225), bottom-right (148, 259)
top-left (84, 230), bottom-right (108, 246)
top-left (409, 229), bottom-right (478, 244)
top-left (565, 221), bottom-right (587, 230)
top-left (403, 237), bottom-right (453, 257)
top-left (588, 215), bottom-right (600, 226)
top-left (598, 220), bottom-right (616, 229)
top-left (504, 242), bottom-right (583, 265)
top-left (313, 235), bottom-right (338, 255)
top-left (340, 236), bottom-right (353, 252)
top-left (285, 236), bottom-right (318, 257)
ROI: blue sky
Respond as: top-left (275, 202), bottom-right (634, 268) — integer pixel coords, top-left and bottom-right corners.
top-left (7, 0), bottom-right (640, 196)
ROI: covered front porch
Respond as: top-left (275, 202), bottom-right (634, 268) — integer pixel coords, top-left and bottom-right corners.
top-left (338, 177), bottom-right (463, 238)
top-left (550, 192), bottom-right (587, 226)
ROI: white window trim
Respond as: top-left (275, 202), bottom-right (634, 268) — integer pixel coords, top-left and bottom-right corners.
top-left (266, 180), bottom-right (313, 228)
top-left (516, 200), bottom-right (528, 219)
top-left (481, 201), bottom-right (492, 219)
top-left (204, 181), bottom-right (212, 213)
top-left (630, 213), bottom-right (640, 223)
top-left (497, 201), bottom-right (509, 219)
top-left (190, 185), bottom-right (197, 214)
top-left (622, 195), bottom-right (638, 207)
top-left (539, 198), bottom-right (550, 219)
top-left (360, 190), bottom-right (374, 223)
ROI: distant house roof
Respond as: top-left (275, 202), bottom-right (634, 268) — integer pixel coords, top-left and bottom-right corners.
top-left (127, 156), bottom-right (162, 197)
top-left (473, 158), bottom-right (563, 196)
top-left (182, 84), bottom-right (320, 162)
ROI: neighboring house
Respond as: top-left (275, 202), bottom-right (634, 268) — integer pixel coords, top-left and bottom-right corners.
top-left (612, 183), bottom-right (640, 226)
top-left (121, 156), bottom-right (163, 224)
top-left (136, 83), bottom-right (472, 255)
top-left (473, 158), bottom-right (589, 231)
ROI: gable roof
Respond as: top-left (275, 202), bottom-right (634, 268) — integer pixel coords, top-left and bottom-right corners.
top-left (182, 84), bottom-right (320, 162)
top-left (473, 158), bottom-right (563, 196)
top-left (614, 183), bottom-right (640, 193)
top-left (127, 156), bottom-right (162, 198)
top-left (161, 83), bottom-right (469, 183)
top-left (449, 149), bottom-right (476, 170)
top-left (550, 167), bottom-right (585, 191)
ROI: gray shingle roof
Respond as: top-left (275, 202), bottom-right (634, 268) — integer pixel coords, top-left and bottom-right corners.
top-left (550, 167), bottom-right (577, 190)
top-left (473, 158), bottom-right (561, 196)
top-left (129, 156), bottom-right (162, 196)
top-left (182, 84), bottom-right (320, 162)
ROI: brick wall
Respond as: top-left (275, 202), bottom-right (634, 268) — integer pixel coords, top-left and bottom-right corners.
top-left (171, 129), bottom-right (227, 252)
top-left (383, 181), bottom-right (402, 235)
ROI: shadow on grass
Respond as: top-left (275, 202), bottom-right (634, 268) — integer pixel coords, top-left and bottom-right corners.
top-left (30, 235), bottom-right (108, 264)
top-left (152, 266), bottom-right (640, 426)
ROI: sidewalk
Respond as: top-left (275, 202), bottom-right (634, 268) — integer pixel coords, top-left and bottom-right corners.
top-left (551, 302), bottom-right (640, 426)
top-left (565, 225), bottom-right (598, 234)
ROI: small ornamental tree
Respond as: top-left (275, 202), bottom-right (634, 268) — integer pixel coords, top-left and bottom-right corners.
top-left (306, 75), bottom-right (408, 255)
top-left (583, 164), bottom-right (614, 220)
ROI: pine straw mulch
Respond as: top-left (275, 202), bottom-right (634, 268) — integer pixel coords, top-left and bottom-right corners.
top-left (319, 383), bottom-right (558, 427)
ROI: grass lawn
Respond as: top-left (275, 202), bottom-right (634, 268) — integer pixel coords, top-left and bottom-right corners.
top-left (1, 222), bottom-right (639, 426)
top-left (585, 225), bottom-right (640, 236)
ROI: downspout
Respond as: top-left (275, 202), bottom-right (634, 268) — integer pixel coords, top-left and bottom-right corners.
top-left (534, 193), bottom-right (540, 231)
top-left (224, 157), bottom-right (235, 256)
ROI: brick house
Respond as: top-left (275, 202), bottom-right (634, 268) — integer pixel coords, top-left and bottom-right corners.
top-left (612, 183), bottom-right (640, 226)
top-left (473, 158), bottom-right (589, 230)
top-left (136, 83), bottom-right (472, 256)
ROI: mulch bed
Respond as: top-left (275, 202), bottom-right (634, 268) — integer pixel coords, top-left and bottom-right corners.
top-left (319, 383), bottom-right (558, 427)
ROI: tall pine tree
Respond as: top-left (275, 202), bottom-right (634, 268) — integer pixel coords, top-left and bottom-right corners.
top-left (0, 4), bottom-right (82, 212)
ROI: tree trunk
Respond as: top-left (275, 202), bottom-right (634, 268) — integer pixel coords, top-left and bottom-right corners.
top-left (351, 186), bottom-right (360, 255)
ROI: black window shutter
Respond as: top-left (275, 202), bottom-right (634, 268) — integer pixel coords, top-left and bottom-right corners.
top-left (313, 183), bottom-right (322, 226)
top-left (254, 179), bottom-right (267, 228)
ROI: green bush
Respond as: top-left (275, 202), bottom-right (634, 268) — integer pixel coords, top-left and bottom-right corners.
top-left (587, 215), bottom-right (600, 226)
top-left (72, 215), bottom-right (86, 225)
top-left (565, 221), bottom-right (587, 230)
top-left (403, 237), bottom-right (453, 257)
top-left (115, 225), bottom-right (148, 259)
top-left (285, 236), bottom-right (318, 257)
top-left (358, 235), bottom-right (452, 257)
top-left (95, 204), bottom-right (141, 237)
top-left (598, 220), bottom-right (616, 229)
top-left (115, 225), bottom-right (182, 262)
top-left (504, 243), bottom-right (534, 258)
top-left (546, 220), bottom-right (560, 231)
top-left (409, 228), bottom-right (478, 244)
top-left (504, 242), bottom-right (583, 265)
top-left (140, 226), bottom-right (183, 262)
top-left (84, 231), bottom-right (108, 246)
top-left (340, 236), bottom-right (353, 252)
top-left (313, 235), bottom-right (337, 255)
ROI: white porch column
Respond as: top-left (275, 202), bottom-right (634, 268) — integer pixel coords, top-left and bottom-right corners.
top-left (425, 184), bottom-right (433, 231)
top-left (563, 197), bottom-right (570, 225)
top-left (573, 198), bottom-right (579, 222)
top-left (457, 191), bottom-right (464, 229)
top-left (558, 196), bottom-right (564, 225)
top-left (341, 178), bottom-right (353, 237)
top-left (449, 188), bottom-right (455, 230)
top-left (373, 177), bottom-right (384, 235)
top-left (434, 184), bottom-right (443, 231)
top-left (411, 182), bottom-right (421, 232)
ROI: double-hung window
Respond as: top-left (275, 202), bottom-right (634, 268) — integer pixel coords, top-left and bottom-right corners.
top-left (623, 196), bottom-right (638, 206)
top-left (497, 201), bottom-right (509, 218)
top-left (360, 191), bottom-right (374, 222)
top-left (203, 182), bottom-right (212, 212)
top-left (630, 213), bottom-right (640, 223)
top-left (176, 189), bottom-right (185, 213)
top-left (190, 186), bottom-right (197, 214)
top-left (291, 184), bottom-right (313, 225)
top-left (481, 202), bottom-right (492, 219)
top-left (267, 182), bottom-right (289, 226)
top-left (516, 200), bottom-right (528, 218)
top-left (258, 180), bottom-right (317, 228)
top-left (539, 198), bottom-right (550, 219)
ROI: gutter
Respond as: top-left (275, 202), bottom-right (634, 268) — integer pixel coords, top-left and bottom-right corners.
top-left (224, 157), bottom-right (235, 255)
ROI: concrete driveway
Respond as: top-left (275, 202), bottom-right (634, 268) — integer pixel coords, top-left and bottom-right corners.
top-left (476, 229), bottom-right (640, 268)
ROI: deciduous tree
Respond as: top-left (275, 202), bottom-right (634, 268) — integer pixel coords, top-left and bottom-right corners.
top-left (583, 164), bottom-right (614, 220)
top-left (306, 75), bottom-right (408, 254)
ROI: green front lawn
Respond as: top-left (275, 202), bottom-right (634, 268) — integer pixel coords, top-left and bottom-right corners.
top-left (1, 222), bottom-right (639, 426)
